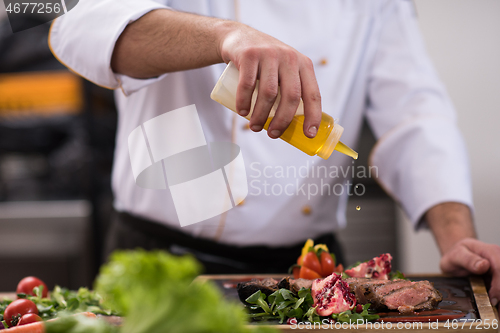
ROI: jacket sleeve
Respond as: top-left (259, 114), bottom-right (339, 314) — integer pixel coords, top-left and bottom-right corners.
top-left (366, 0), bottom-right (474, 229)
top-left (49, 0), bottom-right (168, 95)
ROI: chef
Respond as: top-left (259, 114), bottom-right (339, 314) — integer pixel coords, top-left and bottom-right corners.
top-left (49, 0), bottom-right (499, 305)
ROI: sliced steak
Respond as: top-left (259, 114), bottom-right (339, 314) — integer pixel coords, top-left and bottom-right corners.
top-left (382, 281), bottom-right (442, 314)
top-left (347, 278), bottom-right (388, 307)
top-left (347, 278), bottom-right (442, 313)
top-left (290, 278), bottom-right (313, 294)
top-left (374, 280), bottom-right (415, 295)
top-left (277, 276), bottom-right (291, 290)
top-left (237, 276), bottom-right (314, 305)
top-left (346, 277), bottom-right (389, 287)
top-left (277, 277), bottom-right (313, 294)
top-left (236, 278), bottom-right (279, 303)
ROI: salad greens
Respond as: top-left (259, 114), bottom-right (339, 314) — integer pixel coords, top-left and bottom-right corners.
top-left (0, 285), bottom-right (115, 324)
top-left (388, 270), bottom-right (408, 280)
top-left (245, 288), bottom-right (380, 325)
top-left (332, 304), bottom-right (379, 323)
top-left (2, 250), bottom-right (276, 333)
top-left (93, 249), bottom-right (277, 333)
top-left (246, 288), bottom-right (319, 324)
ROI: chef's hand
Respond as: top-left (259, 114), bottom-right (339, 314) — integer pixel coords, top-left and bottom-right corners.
top-left (219, 25), bottom-right (322, 139)
top-left (439, 238), bottom-right (500, 308)
top-left (426, 202), bottom-right (500, 308)
top-left (112, 9), bottom-right (322, 139)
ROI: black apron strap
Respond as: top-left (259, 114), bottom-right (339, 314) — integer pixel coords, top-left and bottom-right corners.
top-left (104, 211), bottom-right (344, 275)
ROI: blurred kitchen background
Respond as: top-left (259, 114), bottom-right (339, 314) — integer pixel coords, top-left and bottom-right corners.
top-left (0, 2), bottom-right (117, 290)
top-left (0, 0), bottom-right (499, 291)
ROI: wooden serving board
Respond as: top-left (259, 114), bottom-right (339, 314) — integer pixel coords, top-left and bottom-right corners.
top-left (195, 274), bottom-right (499, 332)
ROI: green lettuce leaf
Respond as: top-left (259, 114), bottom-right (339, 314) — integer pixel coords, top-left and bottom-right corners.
top-left (94, 249), bottom-right (276, 333)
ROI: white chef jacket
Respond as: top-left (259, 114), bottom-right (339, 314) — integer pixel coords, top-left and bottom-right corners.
top-left (49, 0), bottom-right (473, 247)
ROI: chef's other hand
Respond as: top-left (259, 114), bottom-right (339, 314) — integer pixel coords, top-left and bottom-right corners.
top-left (219, 24), bottom-right (322, 139)
top-left (440, 238), bottom-right (500, 308)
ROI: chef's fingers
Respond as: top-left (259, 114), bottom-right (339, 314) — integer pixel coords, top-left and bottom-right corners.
top-left (267, 60), bottom-right (302, 139)
top-left (488, 270), bottom-right (500, 307)
top-left (440, 241), bottom-right (490, 276)
top-left (235, 58), bottom-right (259, 118)
top-left (250, 59), bottom-right (279, 133)
top-left (299, 58), bottom-right (322, 138)
top-left (440, 239), bottom-right (500, 307)
top-left (462, 239), bottom-right (500, 306)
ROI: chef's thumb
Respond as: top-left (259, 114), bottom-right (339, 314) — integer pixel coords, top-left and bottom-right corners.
top-left (458, 247), bottom-right (490, 275)
top-left (471, 258), bottom-right (490, 274)
top-left (442, 245), bottom-right (490, 276)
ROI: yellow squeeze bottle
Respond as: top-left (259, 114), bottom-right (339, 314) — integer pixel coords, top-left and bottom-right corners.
top-left (210, 62), bottom-right (358, 160)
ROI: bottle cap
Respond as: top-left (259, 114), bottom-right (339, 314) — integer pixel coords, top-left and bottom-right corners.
top-left (317, 123), bottom-right (344, 159)
top-left (317, 123), bottom-right (359, 160)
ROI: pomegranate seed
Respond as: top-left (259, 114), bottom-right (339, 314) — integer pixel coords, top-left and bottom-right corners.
top-left (356, 304), bottom-right (363, 313)
top-left (287, 318), bottom-right (298, 325)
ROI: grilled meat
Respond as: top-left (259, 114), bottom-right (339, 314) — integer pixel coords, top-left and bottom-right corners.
top-left (237, 277), bottom-right (313, 304)
top-left (237, 276), bottom-right (442, 315)
top-left (347, 277), bottom-right (442, 314)
top-left (236, 278), bottom-right (279, 304)
top-left (291, 278), bottom-right (313, 292)
top-left (382, 280), bottom-right (442, 314)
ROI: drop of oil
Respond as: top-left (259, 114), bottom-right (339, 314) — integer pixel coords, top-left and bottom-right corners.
top-left (356, 206), bottom-right (361, 211)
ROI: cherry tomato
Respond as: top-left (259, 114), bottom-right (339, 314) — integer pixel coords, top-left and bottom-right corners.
top-left (299, 266), bottom-right (322, 280)
top-left (320, 251), bottom-right (335, 276)
top-left (302, 252), bottom-right (322, 275)
top-left (16, 276), bottom-right (48, 298)
top-left (335, 263), bottom-right (344, 273)
top-left (296, 254), bottom-right (304, 266)
top-left (3, 299), bottom-right (38, 327)
top-left (17, 313), bottom-right (42, 326)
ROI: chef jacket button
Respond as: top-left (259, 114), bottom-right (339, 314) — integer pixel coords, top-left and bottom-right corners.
top-left (242, 123), bottom-right (250, 130)
top-left (302, 205), bottom-right (312, 215)
top-left (319, 58), bottom-right (328, 66)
